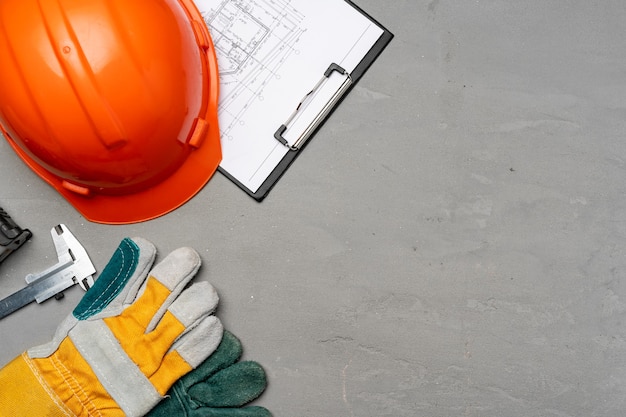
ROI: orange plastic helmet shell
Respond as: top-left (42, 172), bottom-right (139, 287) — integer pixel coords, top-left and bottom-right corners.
top-left (0, 0), bottom-right (221, 224)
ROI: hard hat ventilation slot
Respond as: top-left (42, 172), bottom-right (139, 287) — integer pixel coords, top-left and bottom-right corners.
top-left (191, 20), bottom-right (210, 50)
top-left (62, 181), bottom-right (91, 197)
top-left (189, 118), bottom-right (209, 148)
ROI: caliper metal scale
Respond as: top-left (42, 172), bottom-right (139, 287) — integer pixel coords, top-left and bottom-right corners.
top-left (0, 224), bottom-right (95, 319)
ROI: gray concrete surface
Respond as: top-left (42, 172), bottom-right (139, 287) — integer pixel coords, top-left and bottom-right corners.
top-left (1, 0), bottom-right (626, 415)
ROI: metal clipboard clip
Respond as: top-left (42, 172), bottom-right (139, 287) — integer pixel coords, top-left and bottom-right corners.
top-left (274, 63), bottom-right (353, 151)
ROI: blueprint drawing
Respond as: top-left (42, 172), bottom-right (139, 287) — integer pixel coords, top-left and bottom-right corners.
top-left (200, 0), bottom-right (306, 142)
top-left (195, 0), bottom-right (384, 193)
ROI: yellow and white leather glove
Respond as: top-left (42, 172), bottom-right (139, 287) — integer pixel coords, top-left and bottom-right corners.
top-left (0, 237), bottom-right (223, 417)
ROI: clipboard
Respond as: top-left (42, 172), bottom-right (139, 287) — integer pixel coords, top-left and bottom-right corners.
top-left (197, 0), bottom-right (393, 200)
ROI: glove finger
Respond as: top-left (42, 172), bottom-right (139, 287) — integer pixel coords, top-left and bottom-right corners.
top-left (74, 237), bottom-right (156, 320)
top-left (188, 361), bottom-right (268, 408)
top-left (151, 314), bottom-right (223, 395)
top-left (172, 313), bottom-right (223, 368)
top-left (124, 246), bottom-right (202, 332)
top-left (189, 406), bottom-right (273, 417)
top-left (146, 281), bottom-right (219, 356)
top-left (179, 330), bottom-right (243, 391)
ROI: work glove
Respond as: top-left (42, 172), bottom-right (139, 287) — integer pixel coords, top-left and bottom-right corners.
top-left (148, 330), bottom-right (272, 417)
top-left (0, 237), bottom-right (223, 417)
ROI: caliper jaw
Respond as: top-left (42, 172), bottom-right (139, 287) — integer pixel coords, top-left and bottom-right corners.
top-left (0, 224), bottom-right (95, 319)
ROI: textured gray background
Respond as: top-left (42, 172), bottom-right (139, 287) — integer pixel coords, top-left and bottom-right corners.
top-left (1, 1), bottom-right (626, 416)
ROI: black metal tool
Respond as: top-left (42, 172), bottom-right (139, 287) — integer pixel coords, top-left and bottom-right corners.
top-left (0, 207), bottom-right (32, 264)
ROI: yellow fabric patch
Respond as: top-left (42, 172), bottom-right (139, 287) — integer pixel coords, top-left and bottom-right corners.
top-left (151, 350), bottom-right (192, 396)
top-left (104, 276), bottom-right (192, 394)
top-left (0, 354), bottom-right (73, 416)
top-left (32, 338), bottom-right (123, 417)
top-left (109, 276), bottom-right (171, 332)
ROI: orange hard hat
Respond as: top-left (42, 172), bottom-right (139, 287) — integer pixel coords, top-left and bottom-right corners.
top-left (0, 0), bottom-right (221, 224)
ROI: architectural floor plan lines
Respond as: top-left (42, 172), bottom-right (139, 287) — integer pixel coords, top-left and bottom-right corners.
top-left (204, 2), bottom-right (270, 76)
top-left (194, 0), bottom-right (386, 194)
top-left (201, 0), bottom-right (306, 141)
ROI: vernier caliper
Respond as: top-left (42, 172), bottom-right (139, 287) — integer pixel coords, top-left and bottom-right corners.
top-left (0, 224), bottom-right (95, 319)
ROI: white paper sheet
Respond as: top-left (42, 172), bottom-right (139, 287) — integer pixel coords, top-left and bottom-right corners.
top-left (195, 0), bottom-right (384, 193)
